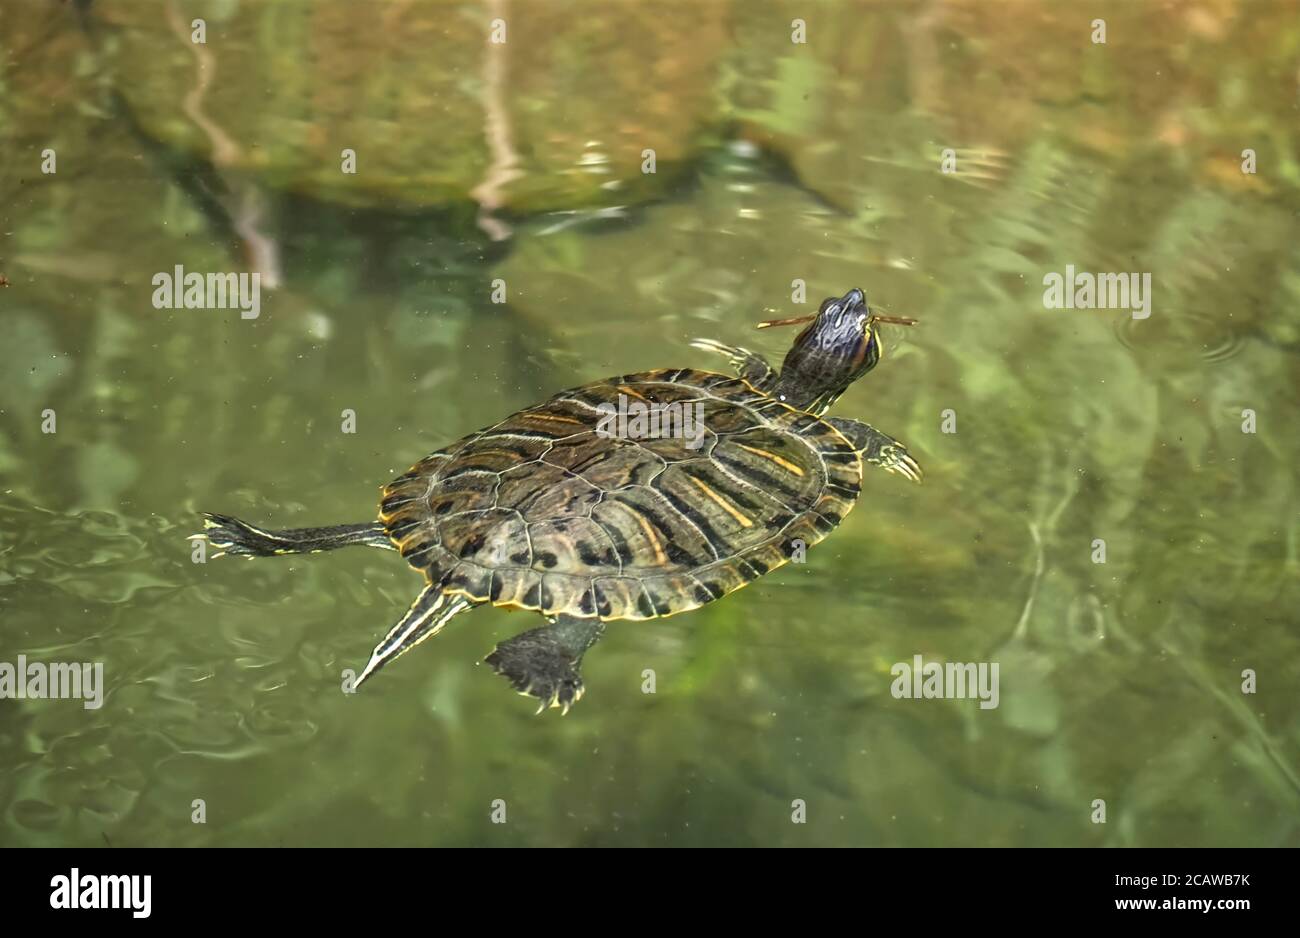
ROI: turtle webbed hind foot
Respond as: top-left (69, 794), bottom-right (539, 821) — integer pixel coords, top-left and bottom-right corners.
top-left (486, 632), bottom-right (584, 714)
top-left (485, 617), bottom-right (606, 715)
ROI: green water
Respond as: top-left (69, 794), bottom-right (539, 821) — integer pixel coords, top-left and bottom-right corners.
top-left (1, 0), bottom-right (1298, 847)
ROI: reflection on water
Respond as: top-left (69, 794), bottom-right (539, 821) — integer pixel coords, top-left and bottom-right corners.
top-left (1, 0), bottom-right (1297, 847)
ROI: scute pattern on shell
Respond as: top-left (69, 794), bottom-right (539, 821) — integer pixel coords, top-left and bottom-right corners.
top-left (379, 369), bottom-right (863, 620)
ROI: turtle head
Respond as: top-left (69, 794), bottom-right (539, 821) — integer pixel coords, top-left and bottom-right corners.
top-left (772, 288), bottom-right (882, 415)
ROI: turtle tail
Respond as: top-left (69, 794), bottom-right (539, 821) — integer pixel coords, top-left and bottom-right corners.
top-left (193, 513), bottom-right (394, 558)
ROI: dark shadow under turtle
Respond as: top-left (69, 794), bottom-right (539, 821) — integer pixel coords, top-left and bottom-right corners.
top-left (195, 289), bottom-right (921, 713)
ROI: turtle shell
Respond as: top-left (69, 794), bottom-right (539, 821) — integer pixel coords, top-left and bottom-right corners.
top-left (378, 369), bottom-right (863, 620)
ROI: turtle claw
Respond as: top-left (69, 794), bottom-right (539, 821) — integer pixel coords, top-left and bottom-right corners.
top-left (521, 666), bottom-right (583, 716)
top-left (553, 682), bottom-right (585, 716)
top-left (690, 338), bottom-right (749, 373)
top-left (688, 337), bottom-right (735, 358)
top-left (888, 450), bottom-right (924, 483)
top-left (873, 443), bottom-right (923, 483)
top-left (530, 687), bottom-right (577, 716)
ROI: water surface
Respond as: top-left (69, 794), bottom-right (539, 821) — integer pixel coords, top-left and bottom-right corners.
top-left (1, 0), bottom-right (1297, 847)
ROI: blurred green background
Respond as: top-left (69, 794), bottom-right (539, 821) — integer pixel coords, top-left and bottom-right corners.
top-left (1, 0), bottom-right (1297, 847)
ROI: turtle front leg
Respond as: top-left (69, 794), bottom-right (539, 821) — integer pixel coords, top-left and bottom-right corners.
top-left (825, 417), bottom-right (923, 482)
top-left (485, 615), bottom-right (606, 714)
top-left (689, 338), bottom-right (777, 392)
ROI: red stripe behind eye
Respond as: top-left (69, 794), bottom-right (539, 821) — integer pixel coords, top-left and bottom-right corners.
top-left (850, 331), bottom-right (870, 370)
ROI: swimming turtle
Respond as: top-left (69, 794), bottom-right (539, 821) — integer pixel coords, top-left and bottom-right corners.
top-left (195, 288), bottom-right (921, 712)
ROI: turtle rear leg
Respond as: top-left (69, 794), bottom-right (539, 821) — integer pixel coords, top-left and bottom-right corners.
top-left (485, 615), bottom-right (607, 714)
top-left (194, 513), bottom-right (394, 558)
